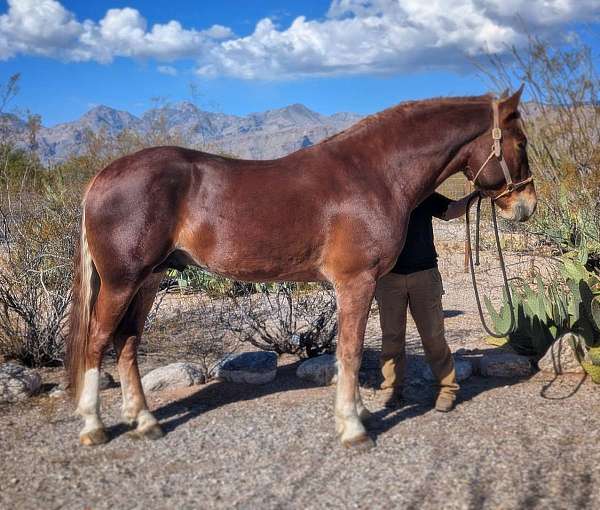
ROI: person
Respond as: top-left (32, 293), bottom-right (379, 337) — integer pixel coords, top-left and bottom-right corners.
top-left (375, 190), bottom-right (479, 412)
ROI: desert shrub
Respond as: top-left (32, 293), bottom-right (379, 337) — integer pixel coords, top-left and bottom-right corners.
top-left (142, 290), bottom-right (242, 377)
top-left (228, 282), bottom-right (337, 357)
top-left (0, 170), bottom-right (78, 366)
top-left (162, 267), bottom-right (254, 297)
top-left (0, 75), bottom-right (80, 366)
top-left (153, 271), bottom-right (338, 359)
top-left (480, 34), bottom-right (600, 264)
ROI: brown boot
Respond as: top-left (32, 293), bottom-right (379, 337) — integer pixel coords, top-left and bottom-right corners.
top-left (435, 393), bottom-right (456, 413)
top-left (378, 387), bottom-right (404, 409)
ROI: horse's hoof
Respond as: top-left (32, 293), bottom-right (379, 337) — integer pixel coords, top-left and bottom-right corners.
top-left (129, 423), bottom-right (165, 441)
top-left (79, 428), bottom-right (109, 446)
top-left (341, 433), bottom-right (375, 450)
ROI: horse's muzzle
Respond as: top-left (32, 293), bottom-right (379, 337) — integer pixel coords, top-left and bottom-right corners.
top-left (496, 185), bottom-right (537, 222)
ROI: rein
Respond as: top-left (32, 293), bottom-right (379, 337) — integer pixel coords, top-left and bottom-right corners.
top-left (469, 101), bottom-right (533, 201)
top-left (465, 194), bottom-right (516, 338)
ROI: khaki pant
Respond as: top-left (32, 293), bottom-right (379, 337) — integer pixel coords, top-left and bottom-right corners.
top-left (375, 268), bottom-right (458, 398)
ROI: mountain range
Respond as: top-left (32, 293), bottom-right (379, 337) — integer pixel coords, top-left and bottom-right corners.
top-left (1, 102), bottom-right (364, 164)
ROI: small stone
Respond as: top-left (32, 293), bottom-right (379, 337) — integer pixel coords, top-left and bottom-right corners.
top-left (0, 362), bottom-right (42, 403)
top-left (538, 333), bottom-right (585, 375)
top-left (48, 388), bottom-right (67, 398)
top-left (480, 352), bottom-right (532, 378)
top-left (141, 362), bottom-right (206, 393)
top-left (49, 387), bottom-right (67, 399)
top-left (213, 352), bottom-right (277, 385)
top-left (422, 358), bottom-right (473, 382)
top-left (296, 354), bottom-right (337, 385)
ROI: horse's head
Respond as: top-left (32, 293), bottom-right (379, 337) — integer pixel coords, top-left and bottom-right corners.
top-left (465, 86), bottom-right (537, 222)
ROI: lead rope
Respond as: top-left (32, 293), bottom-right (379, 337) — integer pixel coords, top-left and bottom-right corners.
top-left (465, 194), bottom-right (516, 338)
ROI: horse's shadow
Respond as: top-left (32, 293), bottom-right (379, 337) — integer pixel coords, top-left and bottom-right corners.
top-left (106, 347), bottom-right (545, 444)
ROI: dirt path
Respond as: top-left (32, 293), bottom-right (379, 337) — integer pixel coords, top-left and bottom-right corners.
top-left (1, 232), bottom-right (599, 509)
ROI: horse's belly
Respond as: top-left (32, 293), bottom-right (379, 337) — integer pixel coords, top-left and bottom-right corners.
top-left (178, 221), bottom-right (325, 282)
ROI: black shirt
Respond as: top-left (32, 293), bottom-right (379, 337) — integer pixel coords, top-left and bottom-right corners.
top-left (391, 192), bottom-right (451, 274)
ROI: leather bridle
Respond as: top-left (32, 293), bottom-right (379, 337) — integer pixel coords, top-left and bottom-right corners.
top-left (468, 100), bottom-right (533, 201)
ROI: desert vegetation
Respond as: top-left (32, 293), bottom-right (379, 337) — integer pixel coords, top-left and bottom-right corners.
top-left (474, 35), bottom-right (600, 375)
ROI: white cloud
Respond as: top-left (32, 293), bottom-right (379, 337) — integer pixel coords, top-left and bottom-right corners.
top-left (157, 65), bottom-right (178, 76)
top-left (0, 0), bottom-right (233, 63)
top-left (0, 0), bottom-right (598, 79)
top-left (198, 0), bottom-right (600, 79)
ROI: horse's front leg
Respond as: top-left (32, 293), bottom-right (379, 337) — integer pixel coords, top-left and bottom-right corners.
top-left (334, 273), bottom-right (376, 448)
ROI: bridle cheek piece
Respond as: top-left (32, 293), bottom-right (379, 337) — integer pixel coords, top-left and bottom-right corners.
top-left (468, 100), bottom-right (533, 201)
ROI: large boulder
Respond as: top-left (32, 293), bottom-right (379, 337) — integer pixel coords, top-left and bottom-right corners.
top-left (538, 333), bottom-right (585, 375)
top-left (141, 362), bottom-right (206, 393)
top-left (296, 354), bottom-right (337, 385)
top-left (0, 363), bottom-right (42, 403)
top-left (213, 352), bottom-right (277, 385)
top-left (480, 352), bottom-right (532, 378)
top-left (422, 358), bottom-right (473, 382)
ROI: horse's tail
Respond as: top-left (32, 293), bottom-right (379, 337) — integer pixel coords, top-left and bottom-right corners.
top-left (66, 203), bottom-right (99, 401)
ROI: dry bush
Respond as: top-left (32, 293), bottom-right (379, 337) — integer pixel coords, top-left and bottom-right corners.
top-left (0, 165), bottom-right (78, 366)
top-left (228, 282), bottom-right (337, 357)
top-left (0, 75), bottom-right (79, 366)
top-left (142, 291), bottom-right (242, 376)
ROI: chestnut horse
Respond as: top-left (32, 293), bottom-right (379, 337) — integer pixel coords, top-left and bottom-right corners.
top-left (67, 88), bottom-right (537, 448)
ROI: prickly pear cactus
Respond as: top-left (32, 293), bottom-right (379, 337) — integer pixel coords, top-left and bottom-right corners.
top-left (482, 251), bottom-right (600, 380)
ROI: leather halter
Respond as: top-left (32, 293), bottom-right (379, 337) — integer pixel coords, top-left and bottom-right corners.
top-left (469, 100), bottom-right (533, 201)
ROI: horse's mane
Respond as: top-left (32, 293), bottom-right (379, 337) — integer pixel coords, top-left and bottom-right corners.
top-left (321, 94), bottom-right (494, 145)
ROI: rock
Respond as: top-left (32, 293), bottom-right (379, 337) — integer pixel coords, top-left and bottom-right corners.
top-left (538, 333), bottom-right (585, 375)
top-left (213, 352), bottom-right (277, 385)
top-left (422, 358), bottom-right (473, 382)
top-left (49, 387), bottom-right (67, 398)
top-left (0, 363), bottom-right (42, 403)
top-left (296, 354), bottom-right (337, 385)
top-left (99, 371), bottom-right (116, 390)
top-left (480, 352), bottom-right (532, 378)
top-left (141, 362), bottom-right (206, 393)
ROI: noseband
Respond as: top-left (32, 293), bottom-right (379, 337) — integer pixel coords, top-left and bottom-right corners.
top-left (469, 100), bottom-right (533, 201)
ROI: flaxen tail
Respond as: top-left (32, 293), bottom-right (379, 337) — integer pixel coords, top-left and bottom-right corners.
top-left (66, 205), bottom-right (99, 400)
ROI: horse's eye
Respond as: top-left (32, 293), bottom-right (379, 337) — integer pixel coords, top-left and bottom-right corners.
top-left (517, 140), bottom-right (527, 151)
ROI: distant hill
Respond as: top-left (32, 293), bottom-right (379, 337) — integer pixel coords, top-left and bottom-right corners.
top-left (0, 102), bottom-right (364, 164)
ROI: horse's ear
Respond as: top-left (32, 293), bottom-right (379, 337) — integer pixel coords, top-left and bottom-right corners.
top-left (499, 84), bottom-right (524, 120)
top-left (499, 88), bottom-right (510, 99)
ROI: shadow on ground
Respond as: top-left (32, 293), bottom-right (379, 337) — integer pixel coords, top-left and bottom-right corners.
top-left (102, 347), bottom-right (548, 445)
top-left (443, 309), bottom-right (464, 318)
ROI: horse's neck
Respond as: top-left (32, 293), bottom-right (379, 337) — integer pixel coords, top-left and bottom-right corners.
top-left (339, 101), bottom-right (491, 207)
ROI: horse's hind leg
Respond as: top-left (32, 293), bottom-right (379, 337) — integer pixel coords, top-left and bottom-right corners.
top-left (78, 283), bottom-right (137, 446)
top-left (334, 273), bottom-right (376, 448)
top-left (113, 274), bottom-right (164, 440)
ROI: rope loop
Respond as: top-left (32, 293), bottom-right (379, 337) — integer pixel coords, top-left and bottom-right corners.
top-left (465, 195), bottom-right (516, 338)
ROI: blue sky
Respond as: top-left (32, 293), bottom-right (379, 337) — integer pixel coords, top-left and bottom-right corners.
top-left (1, 0), bottom-right (598, 126)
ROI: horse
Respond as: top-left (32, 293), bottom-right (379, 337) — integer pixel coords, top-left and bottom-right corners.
top-left (66, 87), bottom-right (537, 448)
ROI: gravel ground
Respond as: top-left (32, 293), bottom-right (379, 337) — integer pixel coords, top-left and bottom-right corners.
top-left (1, 225), bottom-right (599, 510)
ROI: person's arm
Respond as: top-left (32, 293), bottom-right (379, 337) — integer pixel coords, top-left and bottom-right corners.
top-left (439, 191), bottom-right (480, 220)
